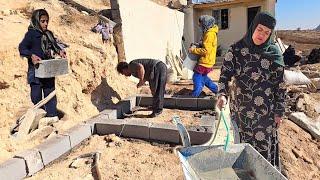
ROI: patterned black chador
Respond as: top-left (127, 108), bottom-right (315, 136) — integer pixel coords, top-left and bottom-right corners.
top-left (218, 12), bottom-right (285, 168)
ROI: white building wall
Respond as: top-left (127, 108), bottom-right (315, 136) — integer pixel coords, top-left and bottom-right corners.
top-left (191, 0), bottom-right (276, 48)
top-left (118, 0), bottom-right (184, 63)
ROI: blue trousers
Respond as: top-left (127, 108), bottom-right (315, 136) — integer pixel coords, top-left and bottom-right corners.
top-left (30, 78), bottom-right (57, 117)
top-left (192, 72), bottom-right (218, 97)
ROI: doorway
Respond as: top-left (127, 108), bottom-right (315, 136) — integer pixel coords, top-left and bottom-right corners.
top-left (247, 6), bottom-right (261, 29)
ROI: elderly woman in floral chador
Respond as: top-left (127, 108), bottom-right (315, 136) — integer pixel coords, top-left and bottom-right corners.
top-left (217, 12), bottom-right (285, 168)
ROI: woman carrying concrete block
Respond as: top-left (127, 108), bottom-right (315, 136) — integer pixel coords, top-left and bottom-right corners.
top-left (217, 12), bottom-right (285, 169)
top-left (188, 15), bottom-right (219, 97)
top-left (19, 9), bottom-right (66, 117)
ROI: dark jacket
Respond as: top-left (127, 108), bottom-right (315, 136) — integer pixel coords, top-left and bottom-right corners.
top-left (19, 29), bottom-right (60, 84)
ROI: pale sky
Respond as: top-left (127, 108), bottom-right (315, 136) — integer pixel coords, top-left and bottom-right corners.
top-left (275, 0), bottom-right (320, 30)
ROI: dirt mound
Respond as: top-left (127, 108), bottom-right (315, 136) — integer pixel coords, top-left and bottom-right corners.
top-left (29, 135), bottom-right (183, 180)
top-left (277, 30), bottom-right (320, 56)
top-left (0, 0), bottom-right (135, 163)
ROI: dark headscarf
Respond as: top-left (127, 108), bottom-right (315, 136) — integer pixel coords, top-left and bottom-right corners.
top-left (28, 9), bottom-right (60, 56)
top-left (242, 12), bottom-right (284, 66)
top-left (199, 15), bottom-right (215, 33)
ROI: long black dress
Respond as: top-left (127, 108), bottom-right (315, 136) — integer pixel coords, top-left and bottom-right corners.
top-left (218, 41), bottom-right (285, 167)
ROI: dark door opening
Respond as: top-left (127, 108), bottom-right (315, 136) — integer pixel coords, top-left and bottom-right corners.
top-left (247, 6), bottom-right (261, 29)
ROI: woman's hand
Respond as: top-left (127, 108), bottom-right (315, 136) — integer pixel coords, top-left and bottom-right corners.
top-left (31, 54), bottom-right (41, 65)
top-left (217, 95), bottom-right (227, 110)
top-left (274, 115), bottom-right (282, 128)
top-left (137, 80), bottom-right (145, 88)
top-left (188, 47), bottom-right (194, 54)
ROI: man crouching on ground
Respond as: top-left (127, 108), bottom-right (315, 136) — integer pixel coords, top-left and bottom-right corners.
top-left (117, 59), bottom-right (167, 118)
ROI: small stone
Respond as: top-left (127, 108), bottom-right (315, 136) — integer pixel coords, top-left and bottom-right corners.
top-left (315, 160), bottom-right (320, 169)
top-left (292, 148), bottom-right (303, 158)
top-left (296, 98), bottom-right (305, 111)
top-left (282, 149), bottom-right (297, 163)
top-left (39, 116), bottom-right (59, 129)
top-left (302, 155), bottom-right (313, 164)
top-left (107, 142), bottom-right (116, 147)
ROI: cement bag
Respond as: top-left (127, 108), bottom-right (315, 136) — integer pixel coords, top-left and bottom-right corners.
top-left (182, 54), bottom-right (199, 71)
top-left (284, 70), bottom-right (312, 85)
top-left (167, 68), bottom-right (178, 83)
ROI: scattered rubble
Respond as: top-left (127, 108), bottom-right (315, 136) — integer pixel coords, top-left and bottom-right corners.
top-left (289, 112), bottom-right (320, 140)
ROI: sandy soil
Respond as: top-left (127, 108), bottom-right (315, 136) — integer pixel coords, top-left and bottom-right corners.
top-left (0, 0), bottom-right (135, 163)
top-left (124, 107), bottom-right (215, 126)
top-left (279, 119), bottom-right (320, 180)
top-left (27, 135), bottom-right (184, 180)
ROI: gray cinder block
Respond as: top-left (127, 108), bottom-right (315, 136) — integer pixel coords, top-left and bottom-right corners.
top-left (14, 149), bottom-right (43, 176)
top-left (187, 126), bottom-right (213, 145)
top-left (149, 123), bottom-right (180, 144)
top-left (84, 116), bottom-right (103, 134)
top-left (176, 97), bottom-right (198, 110)
top-left (136, 94), bottom-right (153, 107)
top-left (164, 95), bottom-right (176, 108)
top-left (95, 119), bottom-right (125, 136)
top-left (124, 96), bottom-right (137, 111)
top-left (120, 119), bottom-right (151, 139)
top-left (0, 158), bottom-right (27, 180)
top-left (100, 109), bottom-right (117, 120)
top-left (61, 124), bottom-right (92, 148)
top-left (35, 59), bottom-right (68, 78)
top-left (197, 98), bottom-right (216, 110)
top-left (36, 135), bottom-right (71, 166)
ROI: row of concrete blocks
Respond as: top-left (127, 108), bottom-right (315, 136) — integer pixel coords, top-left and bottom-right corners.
top-left (117, 94), bottom-right (216, 118)
top-left (0, 109), bottom-right (213, 179)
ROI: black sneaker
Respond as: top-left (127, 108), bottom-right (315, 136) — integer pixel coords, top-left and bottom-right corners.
top-left (148, 110), bottom-right (163, 118)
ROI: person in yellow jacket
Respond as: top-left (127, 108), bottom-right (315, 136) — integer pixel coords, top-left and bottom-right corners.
top-left (189, 15), bottom-right (218, 97)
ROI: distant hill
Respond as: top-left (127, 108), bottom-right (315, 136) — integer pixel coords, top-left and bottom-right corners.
top-left (316, 25), bottom-right (320, 30)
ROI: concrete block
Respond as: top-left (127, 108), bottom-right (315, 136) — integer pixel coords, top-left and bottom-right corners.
top-left (61, 124), bottom-right (92, 148)
top-left (35, 59), bottom-right (68, 78)
top-left (136, 94), bottom-right (153, 107)
top-left (187, 126), bottom-right (213, 145)
top-left (121, 120), bottom-right (151, 139)
top-left (36, 135), bottom-right (71, 166)
top-left (289, 112), bottom-right (320, 140)
top-left (14, 149), bottom-right (43, 176)
top-left (84, 116), bottom-right (106, 134)
top-left (124, 96), bottom-right (136, 111)
top-left (0, 158), bottom-right (27, 180)
top-left (200, 115), bottom-right (215, 127)
top-left (100, 109), bottom-right (117, 119)
top-left (176, 97), bottom-right (198, 110)
top-left (197, 98), bottom-right (216, 110)
top-left (164, 95), bottom-right (176, 108)
top-left (115, 98), bottom-right (136, 118)
top-left (95, 119), bottom-right (125, 136)
top-left (150, 123), bottom-right (180, 144)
